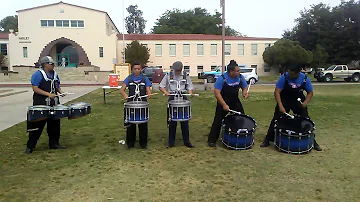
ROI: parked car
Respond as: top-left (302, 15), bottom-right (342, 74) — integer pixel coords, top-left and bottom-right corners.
top-left (198, 65), bottom-right (249, 83)
top-left (142, 66), bottom-right (162, 81)
top-left (301, 67), bottom-right (313, 74)
top-left (212, 67), bottom-right (259, 84)
top-left (314, 65), bottom-right (360, 82)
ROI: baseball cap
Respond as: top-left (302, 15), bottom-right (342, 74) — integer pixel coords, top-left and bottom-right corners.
top-left (40, 56), bottom-right (55, 65)
top-left (171, 61), bottom-right (183, 71)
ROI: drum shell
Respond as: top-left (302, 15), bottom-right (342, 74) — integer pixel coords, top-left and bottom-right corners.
top-left (168, 100), bottom-right (191, 122)
top-left (27, 106), bottom-right (52, 122)
top-left (68, 102), bottom-right (92, 120)
top-left (274, 115), bottom-right (315, 154)
top-left (124, 101), bottom-right (149, 124)
top-left (52, 105), bottom-right (70, 119)
top-left (221, 114), bottom-right (257, 150)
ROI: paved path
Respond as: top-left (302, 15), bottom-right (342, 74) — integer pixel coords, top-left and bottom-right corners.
top-left (0, 86), bottom-right (98, 132)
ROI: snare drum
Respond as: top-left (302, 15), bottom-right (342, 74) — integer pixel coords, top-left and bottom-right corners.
top-left (124, 101), bottom-right (149, 124)
top-left (274, 114), bottom-right (315, 154)
top-left (52, 105), bottom-right (70, 120)
top-left (27, 105), bottom-right (52, 122)
top-left (68, 102), bottom-right (92, 120)
top-left (168, 99), bottom-right (191, 122)
top-left (222, 114), bottom-right (257, 150)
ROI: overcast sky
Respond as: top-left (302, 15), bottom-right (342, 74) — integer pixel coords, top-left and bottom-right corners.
top-left (2, 0), bottom-right (342, 38)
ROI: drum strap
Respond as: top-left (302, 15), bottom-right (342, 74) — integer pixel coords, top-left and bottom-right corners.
top-left (39, 69), bottom-right (58, 94)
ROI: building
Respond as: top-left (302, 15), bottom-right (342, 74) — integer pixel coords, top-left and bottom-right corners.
top-left (0, 1), bottom-right (279, 77)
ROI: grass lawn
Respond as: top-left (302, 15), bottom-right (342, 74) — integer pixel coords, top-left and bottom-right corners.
top-left (1, 85), bottom-right (359, 201)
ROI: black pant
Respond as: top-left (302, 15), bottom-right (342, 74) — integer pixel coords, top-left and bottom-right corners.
top-left (126, 123), bottom-right (148, 147)
top-left (168, 121), bottom-right (190, 146)
top-left (208, 101), bottom-right (245, 143)
top-left (265, 102), bottom-right (310, 142)
top-left (26, 119), bottom-right (61, 149)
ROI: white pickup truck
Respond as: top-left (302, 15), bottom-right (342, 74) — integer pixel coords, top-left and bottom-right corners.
top-left (314, 65), bottom-right (360, 82)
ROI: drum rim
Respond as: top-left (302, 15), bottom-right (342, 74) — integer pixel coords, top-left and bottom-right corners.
top-left (222, 114), bottom-right (257, 134)
top-left (274, 138), bottom-right (314, 154)
top-left (274, 115), bottom-right (315, 136)
top-left (28, 105), bottom-right (52, 109)
top-left (221, 134), bottom-right (255, 150)
top-left (124, 101), bottom-right (149, 107)
top-left (168, 100), bottom-right (191, 105)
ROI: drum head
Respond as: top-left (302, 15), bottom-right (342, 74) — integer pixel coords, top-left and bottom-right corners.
top-left (29, 105), bottom-right (52, 110)
top-left (168, 100), bottom-right (190, 106)
top-left (53, 105), bottom-right (70, 110)
top-left (276, 115), bottom-right (314, 134)
top-left (125, 101), bottom-right (149, 107)
top-left (223, 114), bottom-right (256, 132)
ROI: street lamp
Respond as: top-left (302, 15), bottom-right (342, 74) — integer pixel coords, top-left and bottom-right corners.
top-left (220, 0), bottom-right (225, 74)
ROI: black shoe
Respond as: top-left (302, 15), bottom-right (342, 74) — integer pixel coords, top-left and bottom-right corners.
top-left (314, 143), bottom-right (322, 151)
top-left (50, 144), bottom-right (67, 150)
top-left (184, 143), bottom-right (194, 148)
top-left (25, 148), bottom-right (33, 154)
top-left (167, 144), bottom-right (175, 148)
top-left (260, 140), bottom-right (270, 147)
top-left (127, 145), bottom-right (135, 149)
top-left (208, 142), bottom-right (216, 147)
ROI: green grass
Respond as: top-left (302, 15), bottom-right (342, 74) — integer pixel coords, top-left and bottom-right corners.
top-left (1, 85), bottom-right (360, 201)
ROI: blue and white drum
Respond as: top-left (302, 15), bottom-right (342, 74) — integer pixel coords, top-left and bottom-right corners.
top-left (124, 101), bottom-right (149, 124)
top-left (52, 105), bottom-right (70, 120)
top-left (168, 99), bottom-right (191, 122)
top-left (222, 114), bottom-right (257, 150)
top-left (68, 102), bottom-right (92, 120)
top-left (274, 114), bottom-right (315, 154)
top-left (27, 105), bottom-right (52, 122)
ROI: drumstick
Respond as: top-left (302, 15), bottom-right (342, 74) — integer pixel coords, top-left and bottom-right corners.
top-left (229, 109), bottom-right (242, 115)
top-left (297, 98), bottom-right (303, 104)
top-left (139, 93), bottom-right (159, 98)
top-left (247, 82), bottom-right (252, 93)
top-left (163, 94), bottom-right (199, 96)
top-left (285, 113), bottom-right (295, 119)
top-left (56, 92), bottom-right (74, 97)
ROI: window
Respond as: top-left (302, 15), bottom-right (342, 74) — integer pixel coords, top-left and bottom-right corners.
top-left (334, 66), bottom-right (342, 71)
top-left (211, 65), bottom-right (217, 71)
top-left (225, 44), bottom-right (231, 55)
top-left (240, 69), bottom-right (253, 73)
top-left (71, 20), bottom-right (85, 27)
top-left (184, 66), bottom-right (190, 73)
top-left (238, 44), bottom-right (244, 55)
top-left (23, 47), bottom-right (28, 58)
top-left (56, 20), bottom-right (69, 27)
top-left (197, 44), bottom-right (204, 56)
top-left (40, 20), bottom-right (54, 27)
top-left (155, 44), bottom-right (162, 56)
top-left (211, 44), bottom-right (217, 56)
top-left (0, 44), bottom-right (7, 55)
top-left (142, 44), bottom-right (148, 49)
top-left (183, 44), bottom-right (190, 56)
top-left (251, 44), bottom-right (258, 55)
top-left (169, 44), bottom-right (176, 56)
top-left (251, 65), bottom-right (258, 74)
top-left (99, 47), bottom-right (104, 57)
top-left (60, 9), bottom-right (64, 13)
top-left (197, 66), bottom-right (204, 73)
top-left (264, 64), bottom-right (270, 72)
top-left (156, 66), bottom-right (162, 68)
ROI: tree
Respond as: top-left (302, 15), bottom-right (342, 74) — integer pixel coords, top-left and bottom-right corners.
top-left (0, 54), bottom-right (5, 67)
top-left (125, 5), bottom-right (146, 34)
top-left (312, 44), bottom-right (329, 68)
top-left (152, 8), bottom-right (243, 36)
top-left (283, 1), bottom-right (360, 65)
top-left (123, 40), bottom-right (150, 65)
top-left (263, 39), bottom-right (313, 72)
top-left (0, 15), bottom-right (18, 32)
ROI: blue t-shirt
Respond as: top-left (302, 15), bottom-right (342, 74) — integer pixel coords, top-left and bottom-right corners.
top-left (123, 74), bottom-right (152, 87)
top-left (214, 73), bottom-right (248, 91)
top-left (276, 72), bottom-right (313, 92)
top-left (31, 70), bottom-right (60, 88)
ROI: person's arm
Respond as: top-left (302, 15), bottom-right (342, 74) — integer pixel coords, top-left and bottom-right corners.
top-left (31, 72), bottom-right (56, 98)
top-left (213, 76), bottom-right (229, 111)
top-left (145, 76), bottom-right (152, 98)
top-left (119, 82), bottom-right (128, 99)
top-left (56, 75), bottom-right (63, 94)
top-left (159, 75), bottom-right (170, 96)
top-left (302, 77), bottom-right (314, 108)
top-left (240, 75), bottom-right (249, 99)
top-left (186, 75), bottom-right (194, 96)
top-left (275, 75), bottom-right (286, 113)
top-left (32, 86), bottom-right (56, 98)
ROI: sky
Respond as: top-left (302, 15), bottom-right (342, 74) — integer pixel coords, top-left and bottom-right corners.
top-left (1, 0), bottom-right (343, 38)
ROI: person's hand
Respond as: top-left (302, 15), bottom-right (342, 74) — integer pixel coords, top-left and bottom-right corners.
top-left (147, 94), bottom-right (152, 99)
top-left (279, 106), bottom-right (286, 114)
top-left (48, 93), bottom-right (57, 99)
top-left (242, 92), bottom-right (249, 99)
top-left (301, 102), bottom-right (307, 108)
top-left (164, 92), bottom-right (170, 96)
top-left (223, 104), bottom-right (230, 112)
top-left (123, 95), bottom-right (128, 100)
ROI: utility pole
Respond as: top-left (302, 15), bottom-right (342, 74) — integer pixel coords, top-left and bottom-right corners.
top-left (221, 0), bottom-right (225, 74)
top-left (122, 0), bottom-right (126, 64)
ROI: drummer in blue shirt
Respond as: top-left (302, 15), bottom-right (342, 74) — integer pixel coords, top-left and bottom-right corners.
top-left (260, 63), bottom-right (322, 151)
top-left (207, 60), bottom-right (249, 147)
top-left (120, 61), bottom-right (152, 149)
